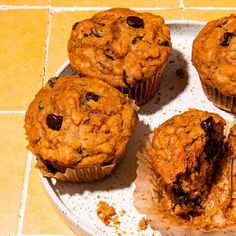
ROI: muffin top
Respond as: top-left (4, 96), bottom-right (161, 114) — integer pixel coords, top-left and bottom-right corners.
top-left (192, 14), bottom-right (236, 96)
top-left (25, 76), bottom-right (138, 168)
top-left (149, 109), bottom-right (225, 185)
top-left (68, 8), bottom-right (171, 89)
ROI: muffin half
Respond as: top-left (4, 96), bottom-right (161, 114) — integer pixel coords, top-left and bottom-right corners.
top-left (24, 76), bottom-right (138, 182)
top-left (192, 14), bottom-right (236, 113)
top-left (148, 109), bottom-right (225, 218)
top-left (68, 8), bottom-right (171, 105)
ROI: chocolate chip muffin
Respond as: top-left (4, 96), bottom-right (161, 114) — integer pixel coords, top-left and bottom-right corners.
top-left (147, 109), bottom-right (226, 218)
top-left (25, 76), bottom-right (138, 182)
top-left (68, 8), bottom-right (171, 106)
top-left (192, 14), bottom-right (236, 113)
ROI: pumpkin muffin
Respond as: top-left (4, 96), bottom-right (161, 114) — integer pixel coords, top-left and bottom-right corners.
top-left (24, 76), bottom-right (138, 182)
top-left (192, 14), bottom-right (236, 113)
top-left (68, 8), bottom-right (171, 105)
top-left (134, 109), bottom-right (236, 231)
top-left (147, 109), bottom-right (226, 218)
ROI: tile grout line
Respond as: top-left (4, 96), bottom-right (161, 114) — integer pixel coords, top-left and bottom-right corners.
top-left (17, 152), bottom-right (33, 236)
top-left (0, 5), bottom-right (236, 11)
top-left (42, 6), bottom-right (53, 85)
top-left (0, 110), bottom-right (26, 114)
top-left (179, 0), bottom-right (185, 20)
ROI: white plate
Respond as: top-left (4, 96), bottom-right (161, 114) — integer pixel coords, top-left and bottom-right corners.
top-left (38, 21), bottom-right (235, 236)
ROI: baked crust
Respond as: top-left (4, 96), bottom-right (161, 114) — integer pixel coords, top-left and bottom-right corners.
top-left (192, 14), bottom-right (236, 96)
top-left (149, 109), bottom-right (226, 217)
top-left (68, 8), bottom-right (171, 89)
top-left (25, 76), bottom-right (138, 171)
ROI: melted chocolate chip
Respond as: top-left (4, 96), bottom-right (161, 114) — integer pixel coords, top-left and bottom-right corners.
top-left (132, 36), bottom-right (143, 45)
top-left (201, 117), bottom-right (214, 136)
top-left (72, 22), bottom-right (79, 30)
top-left (122, 70), bottom-right (129, 87)
top-left (38, 101), bottom-right (44, 110)
top-left (122, 88), bottom-right (129, 94)
top-left (160, 41), bottom-right (170, 47)
top-left (47, 77), bottom-right (58, 88)
top-left (172, 184), bottom-right (188, 204)
top-left (46, 114), bottom-right (63, 131)
top-left (86, 91), bottom-right (99, 102)
top-left (126, 16), bottom-right (144, 28)
top-left (44, 160), bottom-right (66, 174)
top-left (83, 33), bottom-right (91, 37)
top-left (205, 139), bottom-right (219, 159)
top-left (221, 32), bottom-right (234, 46)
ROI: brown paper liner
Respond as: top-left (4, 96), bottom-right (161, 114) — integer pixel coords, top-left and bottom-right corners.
top-left (201, 80), bottom-right (236, 113)
top-left (36, 158), bottom-right (118, 182)
top-left (134, 122), bottom-right (236, 233)
top-left (120, 67), bottom-right (164, 106)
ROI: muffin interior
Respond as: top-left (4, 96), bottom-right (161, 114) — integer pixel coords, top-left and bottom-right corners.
top-left (170, 116), bottom-right (225, 218)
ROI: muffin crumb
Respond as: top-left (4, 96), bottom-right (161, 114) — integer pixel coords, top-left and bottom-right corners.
top-left (120, 209), bottom-right (126, 216)
top-left (96, 201), bottom-right (120, 226)
top-left (138, 217), bottom-right (148, 230)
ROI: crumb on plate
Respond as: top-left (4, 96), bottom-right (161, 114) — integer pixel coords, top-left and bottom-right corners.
top-left (138, 217), bottom-right (148, 231)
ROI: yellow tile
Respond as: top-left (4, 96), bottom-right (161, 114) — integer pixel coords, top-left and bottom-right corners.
top-left (0, 0), bottom-right (48, 5)
top-left (0, 114), bottom-right (27, 235)
top-left (183, 10), bottom-right (236, 22)
top-left (22, 159), bottom-right (75, 235)
top-left (46, 10), bottom-right (181, 80)
top-left (0, 10), bottom-right (48, 110)
top-left (184, 0), bottom-right (236, 7)
top-left (50, 0), bottom-right (179, 8)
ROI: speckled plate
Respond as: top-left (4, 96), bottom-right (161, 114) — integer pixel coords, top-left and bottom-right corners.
top-left (38, 21), bottom-right (235, 236)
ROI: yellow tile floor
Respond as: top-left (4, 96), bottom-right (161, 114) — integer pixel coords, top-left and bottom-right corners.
top-left (0, 0), bottom-right (235, 235)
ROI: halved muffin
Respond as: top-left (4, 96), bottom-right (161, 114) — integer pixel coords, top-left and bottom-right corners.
top-left (148, 109), bottom-right (225, 218)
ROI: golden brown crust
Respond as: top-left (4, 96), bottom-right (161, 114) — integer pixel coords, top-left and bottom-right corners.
top-left (24, 76), bottom-right (137, 170)
top-left (192, 14), bottom-right (236, 96)
top-left (68, 8), bottom-right (171, 89)
top-left (151, 109), bottom-right (225, 184)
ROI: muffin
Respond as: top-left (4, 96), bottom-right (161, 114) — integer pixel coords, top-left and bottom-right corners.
top-left (192, 14), bottom-right (236, 113)
top-left (148, 109), bottom-right (226, 218)
top-left (24, 76), bottom-right (138, 182)
top-left (134, 110), bottom-right (236, 231)
top-left (68, 8), bottom-right (171, 105)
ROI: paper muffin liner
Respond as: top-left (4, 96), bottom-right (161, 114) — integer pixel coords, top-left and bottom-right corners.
top-left (120, 67), bottom-right (164, 106)
top-left (201, 80), bottom-right (236, 113)
top-left (36, 157), bottom-right (119, 182)
top-left (134, 123), bottom-right (236, 234)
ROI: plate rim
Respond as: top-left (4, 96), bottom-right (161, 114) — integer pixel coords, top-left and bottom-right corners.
top-left (37, 20), bottom-right (206, 236)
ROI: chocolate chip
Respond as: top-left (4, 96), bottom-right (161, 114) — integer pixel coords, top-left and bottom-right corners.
top-left (83, 33), bottom-right (90, 37)
top-left (205, 139), bottom-right (218, 159)
top-left (92, 27), bottom-right (103, 37)
top-left (126, 16), bottom-right (144, 28)
top-left (46, 114), bottom-right (63, 131)
top-left (201, 117), bottom-right (214, 136)
top-left (44, 160), bottom-right (66, 174)
top-left (122, 70), bottom-right (129, 87)
top-left (221, 32), bottom-right (234, 46)
top-left (86, 91), bottom-right (99, 102)
top-left (38, 101), bottom-right (44, 110)
top-left (132, 36), bottom-right (143, 45)
top-left (160, 41), bottom-right (170, 47)
top-left (72, 22), bottom-right (79, 30)
top-left (48, 77), bottom-right (58, 88)
top-left (122, 88), bottom-right (129, 94)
